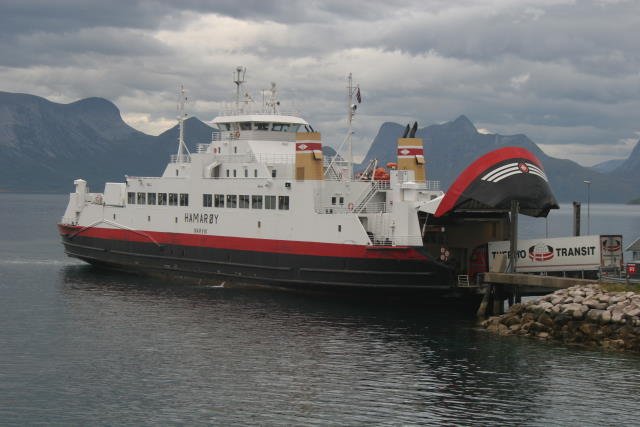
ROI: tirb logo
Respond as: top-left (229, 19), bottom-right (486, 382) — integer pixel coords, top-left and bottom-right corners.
top-left (518, 162), bottom-right (529, 173)
top-left (602, 238), bottom-right (621, 252)
top-left (528, 244), bottom-right (554, 261)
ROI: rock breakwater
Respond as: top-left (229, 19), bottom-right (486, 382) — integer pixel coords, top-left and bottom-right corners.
top-left (482, 285), bottom-right (640, 352)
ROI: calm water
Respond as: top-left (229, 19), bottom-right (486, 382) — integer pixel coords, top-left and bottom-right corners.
top-left (1, 194), bottom-right (640, 425)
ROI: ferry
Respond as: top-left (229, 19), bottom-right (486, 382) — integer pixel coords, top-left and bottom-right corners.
top-left (58, 67), bottom-right (558, 293)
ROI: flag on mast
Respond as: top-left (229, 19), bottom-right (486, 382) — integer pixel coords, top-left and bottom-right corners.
top-left (355, 86), bottom-right (362, 104)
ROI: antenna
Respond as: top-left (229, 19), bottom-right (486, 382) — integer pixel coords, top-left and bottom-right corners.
top-left (233, 66), bottom-right (246, 112)
top-left (265, 82), bottom-right (280, 114)
top-left (176, 85), bottom-right (191, 163)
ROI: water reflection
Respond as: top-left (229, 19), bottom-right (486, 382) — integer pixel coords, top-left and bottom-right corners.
top-left (52, 264), bottom-right (640, 425)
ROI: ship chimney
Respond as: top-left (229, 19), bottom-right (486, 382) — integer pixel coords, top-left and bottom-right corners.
top-left (396, 122), bottom-right (425, 182)
top-left (295, 131), bottom-right (324, 180)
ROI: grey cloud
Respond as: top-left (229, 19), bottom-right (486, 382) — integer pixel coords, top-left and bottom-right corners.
top-left (0, 0), bottom-right (639, 166)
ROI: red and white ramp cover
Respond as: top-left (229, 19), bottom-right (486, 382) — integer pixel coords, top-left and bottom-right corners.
top-left (434, 147), bottom-right (558, 218)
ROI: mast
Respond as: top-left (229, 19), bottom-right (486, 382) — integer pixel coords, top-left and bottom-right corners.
top-left (176, 85), bottom-right (190, 163)
top-left (346, 73), bottom-right (360, 180)
top-left (234, 66), bottom-right (246, 113)
top-left (324, 73), bottom-right (361, 180)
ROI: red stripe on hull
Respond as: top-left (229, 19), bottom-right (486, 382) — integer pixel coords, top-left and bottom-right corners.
top-left (58, 224), bottom-right (428, 261)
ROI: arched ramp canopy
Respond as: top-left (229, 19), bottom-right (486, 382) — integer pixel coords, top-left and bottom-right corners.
top-left (433, 147), bottom-right (559, 218)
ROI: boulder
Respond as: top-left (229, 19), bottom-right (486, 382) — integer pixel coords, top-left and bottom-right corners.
top-left (509, 324), bottom-right (522, 332)
top-left (503, 314), bottom-right (521, 327)
top-left (611, 312), bottom-right (624, 324)
top-left (553, 313), bottom-right (572, 327)
top-left (509, 303), bottom-right (525, 315)
top-left (586, 309), bottom-right (606, 322)
top-left (538, 312), bottom-right (555, 328)
top-left (602, 339), bottom-right (625, 350)
top-left (623, 306), bottom-right (640, 318)
top-left (583, 299), bottom-right (608, 310)
top-left (497, 323), bottom-right (511, 335)
top-left (528, 321), bottom-right (548, 334)
top-left (579, 323), bottom-right (599, 338)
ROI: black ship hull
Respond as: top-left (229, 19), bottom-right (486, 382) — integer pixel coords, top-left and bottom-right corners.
top-left (59, 225), bottom-right (457, 293)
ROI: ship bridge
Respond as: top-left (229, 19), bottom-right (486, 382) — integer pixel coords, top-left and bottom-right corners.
top-left (210, 115), bottom-right (309, 144)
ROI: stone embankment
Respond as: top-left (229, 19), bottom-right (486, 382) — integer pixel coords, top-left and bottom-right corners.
top-left (482, 285), bottom-right (640, 352)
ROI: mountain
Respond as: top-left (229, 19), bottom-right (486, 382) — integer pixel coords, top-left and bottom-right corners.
top-left (0, 92), bottom-right (215, 192)
top-left (591, 158), bottom-right (625, 173)
top-left (1, 91), bottom-right (637, 202)
top-left (360, 115), bottom-right (637, 203)
top-left (612, 140), bottom-right (640, 179)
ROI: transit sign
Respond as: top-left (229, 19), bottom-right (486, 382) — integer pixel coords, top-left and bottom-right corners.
top-left (488, 235), bottom-right (623, 273)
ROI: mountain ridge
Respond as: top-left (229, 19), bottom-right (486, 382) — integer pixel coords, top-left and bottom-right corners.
top-left (359, 115), bottom-right (638, 203)
top-left (1, 91), bottom-right (638, 202)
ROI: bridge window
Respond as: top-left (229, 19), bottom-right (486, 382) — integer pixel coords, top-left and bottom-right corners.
top-left (214, 194), bottom-right (224, 207)
top-left (169, 193), bottom-right (178, 206)
top-left (278, 196), bottom-right (290, 210)
top-left (147, 193), bottom-right (156, 205)
top-left (256, 122), bottom-right (269, 131)
top-left (158, 193), bottom-right (167, 205)
top-left (226, 195), bottom-right (237, 208)
top-left (137, 192), bottom-right (146, 204)
top-left (179, 193), bottom-right (189, 206)
top-left (203, 194), bottom-right (212, 207)
top-left (252, 195), bottom-right (263, 209)
top-left (265, 195), bottom-right (276, 210)
top-left (239, 195), bottom-right (250, 209)
top-left (240, 122), bottom-right (251, 130)
top-left (127, 192), bottom-right (135, 204)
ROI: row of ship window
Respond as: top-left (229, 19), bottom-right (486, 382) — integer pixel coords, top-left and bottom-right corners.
top-left (128, 192), bottom-right (189, 206)
top-left (203, 194), bottom-right (289, 210)
top-left (127, 192), bottom-right (290, 210)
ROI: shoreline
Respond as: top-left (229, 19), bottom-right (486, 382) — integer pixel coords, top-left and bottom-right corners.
top-left (482, 284), bottom-right (640, 352)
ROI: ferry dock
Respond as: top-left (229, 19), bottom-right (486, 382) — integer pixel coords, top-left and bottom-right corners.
top-left (468, 272), bottom-right (598, 318)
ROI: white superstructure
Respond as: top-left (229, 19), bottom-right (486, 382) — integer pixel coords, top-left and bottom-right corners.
top-left (61, 69), bottom-right (442, 250)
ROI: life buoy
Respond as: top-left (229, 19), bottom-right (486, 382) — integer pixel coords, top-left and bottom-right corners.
top-left (234, 131), bottom-right (240, 138)
top-left (347, 202), bottom-right (354, 211)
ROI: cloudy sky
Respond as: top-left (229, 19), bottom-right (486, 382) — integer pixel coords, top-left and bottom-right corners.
top-left (1, 0), bottom-right (638, 166)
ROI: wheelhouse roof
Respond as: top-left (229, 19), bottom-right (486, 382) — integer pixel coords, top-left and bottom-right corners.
top-left (211, 114), bottom-right (308, 125)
